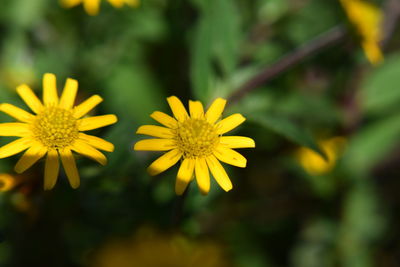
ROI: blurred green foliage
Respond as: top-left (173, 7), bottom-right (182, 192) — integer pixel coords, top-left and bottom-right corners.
top-left (0, 0), bottom-right (400, 266)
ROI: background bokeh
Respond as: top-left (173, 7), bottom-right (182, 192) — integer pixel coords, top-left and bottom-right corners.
top-left (1, 0), bottom-right (400, 266)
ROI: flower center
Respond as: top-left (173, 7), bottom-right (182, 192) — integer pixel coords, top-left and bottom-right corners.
top-left (174, 118), bottom-right (219, 158)
top-left (32, 107), bottom-right (79, 150)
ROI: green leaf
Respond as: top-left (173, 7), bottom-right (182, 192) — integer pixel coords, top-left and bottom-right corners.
top-left (362, 53), bottom-right (400, 115)
top-left (190, 0), bottom-right (241, 102)
top-left (344, 113), bottom-right (400, 172)
top-left (104, 65), bottom-right (164, 123)
top-left (190, 17), bottom-right (214, 102)
top-left (249, 113), bottom-right (326, 159)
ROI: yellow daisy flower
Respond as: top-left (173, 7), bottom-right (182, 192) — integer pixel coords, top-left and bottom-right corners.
top-left (340, 0), bottom-right (384, 64)
top-left (0, 73), bottom-right (117, 190)
top-left (61, 0), bottom-right (140, 16)
top-left (134, 96), bottom-right (255, 195)
top-left (297, 137), bottom-right (346, 176)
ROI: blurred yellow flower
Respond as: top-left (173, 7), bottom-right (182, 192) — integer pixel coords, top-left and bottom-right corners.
top-left (0, 174), bottom-right (17, 192)
top-left (297, 137), bottom-right (346, 176)
top-left (91, 229), bottom-right (231, 267)
top-left (134, 96), bottom-right (255, 195)
top-left (0, 73), bottom-right (117, 189)
top-left (340, 0), bottom-right (384, 64)
top-left (61, 0), bottom-right (140, 16)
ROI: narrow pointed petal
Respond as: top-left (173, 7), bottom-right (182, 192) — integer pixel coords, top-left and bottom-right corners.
top-left (43, 73), bottom-right (58, 106)
top-left (15, 144), bottom-right (47, 173)
top-left (205, 98), bottom-right (226, 124)
top-left (195, 158), bottom-right (210, 195)
top-left (215, 113), bottom-right (246, 134)
top-left (83, 0), bottom-right (100, 15)
top-left (16, 84), bottom-right (43, 114)
top-left (150, 111), bottom-right (177, 128)
top-left (71, 140), bottom-right (107, 166)
top-left (0, 138), bottom-right (32, 159)
top-left (136, 125), bottom-right (174, 138)
top-left (213, 145), bottom-right (247, 168)
top-left (219, 136), bottom-right (255, 148)
top-left (0, 104), bottom-right (34, 122)
top-left (78, 114), bottom-right (118, 131)
top-left (362, 40), bottom-right (383, 65)
top-left (147, 149), bottom-right (182, 176)
top-left (206, 155), bottom-right (233, 192)
top-left (167, 96), bottom-right (189, 122)
top-left (78, 133), bottom-right (114, 152)
top-left (44, 149), bottom-right (59, 190)
top-left (134, 139), bottom-right (176, 151)
top-left (73, 95), bottom-right (103, 118)
top-left (175, 158), bottom-right (195, 195)
top-left (0, 123), bottom-right (30, 137)
top-left (59, 78), bottom-right (78, 109)
top-left (60, 148), bottom-right (80, 189)
top-left (189, 100), bottom-right (204, 119)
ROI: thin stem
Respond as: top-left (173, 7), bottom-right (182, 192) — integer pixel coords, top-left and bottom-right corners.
top-left (171, 184), bottom-right (189, 227)
top-left (228, 26), bottom-right (347, 103)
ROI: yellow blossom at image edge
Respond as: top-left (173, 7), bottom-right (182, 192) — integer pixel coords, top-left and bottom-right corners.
top-left (61, 0), bottom-right (140, 16)
top-left (340, 0), bottom-right (384, 64)
top-left (0, 73), bottom-right (117, 189)
top-left (134, 96), bottom-right (255, 195)
top-left (0, 174), bottom-right (17, 192)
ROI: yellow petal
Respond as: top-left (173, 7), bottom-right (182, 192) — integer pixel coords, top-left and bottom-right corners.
top-left (78, 114), bottom-right (118, 131)
top-left (219, 136), bottom-right (255, 148)
top-left (0, 174), bottom-right (16, 192)
top-left (362, 40), bottom-right (383, 65)
top-left (147, 149), bottom-right (182, 176)
top-left (195, 158), bottom-right (210, 195)
top-left (124, 0), bottom-right (139, 7)
top-left (71, 139), bottom-right (107, 165)
top-left (16, 84), bottom-right (43, 114)
top-left (189, 100), bottom-right (204, 119)
top-left (0, 103), bottom-right (34, 122)
top-left (213, 145), bottom-right (247, 168)
top-left (43, 73), bottom-right (58, 106)
top-left (61, 0), bottom-right (82, 8)
top-left (0, 123), bottom-right (30, 137)
top-left (215, 113), bottom-right (246, 134)
top-left (205, 98), bottom-right (227, 124)
top-left (0, 137), bottom-right (32, 159)
top-left (206, 155), bottom-right (233, 192)
top-left (14, 144), bottom-right (47, 173)
top-left (60, 148), bottom-right (80, 189)
top-left (44, 149), bottom-right (60, 190)
top-left (78, 133), bottom-right (114, 152)
top-left (59, 78), bottom-right (78, 109)
top-left (74, 95), bottom-right (103, 118)
top-left (107, 0), bottom-right (124, 8)
top-left (134, 139), bottom-right (176, 151)
top-left (136, 125), bottom-right (174, 138)
top-left (167, 96), bottom-right (189, 122)
top-left (150, 111), bottom-right (177, 128)
top-left (175, 158), bottom-right (195, 195)
top-left (83, 0), bottom-right (101, 15)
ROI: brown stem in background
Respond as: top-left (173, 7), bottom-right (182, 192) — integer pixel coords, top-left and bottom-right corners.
top-left (382, 0), bottom-right (400, 47)
top-left (228, 26), bottom-right (347, 104)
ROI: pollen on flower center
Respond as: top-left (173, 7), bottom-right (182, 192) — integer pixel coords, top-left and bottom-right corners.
top-left (174, 118), bottom-right (219, 158)
top-left (32, 107), bottom-right (79, 150)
